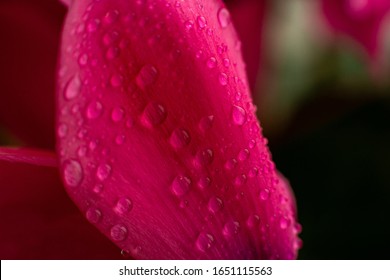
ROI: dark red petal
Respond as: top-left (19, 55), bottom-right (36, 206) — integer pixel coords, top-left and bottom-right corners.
top-left (0, 148), bottom-right (121, 259)
top-left (0, 0), bottom-right (66, 148)
top-left (58, 0), bottom-right (300, 259)
top-left (226, 0), bottom-right (267, 91)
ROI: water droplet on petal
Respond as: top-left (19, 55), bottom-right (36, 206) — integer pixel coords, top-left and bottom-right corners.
top-left (199, 115), bottom-right (214, 133)
top-left (64, 75), bottom-right (81, 100)
top-left (223, 58), bottom-right (230, 68)
top-left (96, 163), bottom-right (112, 181)
top-left (86, 101), bottom-right (103, 119)
top-left (104, 10), bottom-right (119, 25)
top-left (232, 105), bottom-right (246, 126)
top-left (196, 232), bottom-right (214, 252)
top-left (218, 72), bottom-right (228, 86)
top-left (279, 216), bottom-right (290, 230)
top-left (171, 175), bottom-right (191, 196)
top-left (196, 16), bottom-right (207, 29)
top-left (234, 174), bottom-right (247, 186)
top-left (87, 19), bottom-right (100, 32)
top-left (110, 224), bottom-right (128, 241)
top-left (223, 220), bottom-right (240, 237)
top-left (170, 128), bottom-right (191, 149)
top-left (111, 107), bottom-right (125, 122)
top-left (57, 123), bottom-right (68, 138)
top-left (110, 74), bottom-right (123, 87)
top-left (238, 149), bottom-right (250, 161)
top-left (247, 215), bottom-right (260, 228)
top-left (206, 57), bottom-right (217, 68)
top-left (208, 196), bottom-right (223, 214)
top-left (86, 208), bottom-right (102, 224)
top-left (184, 20), bottom-right (194, 31)
top-left (63, 159), bottom-right (83, 187)
top-left (78, 54), bottom-right (88, 66)
top-left (195, 148), bottom-right (214, 167)
top-left (218, 8), bottom-right (231, 28)
top-left (142, 102), bottom-right (167, 126)
top-left (248, 167), bottom-right (259, 178)
top-left (93, 183), bottom-right (104, 194)
top-left (114, 198), bottom-right (133, 215)
top-left (136, 65), bottom-right (158, 90)
top-left (260, 189), bottom-right (270, 201)
top-left (106, 47), bottom-right (120, 60)
top-left (224, 159), bottom-right (237, 170)
top-left (197, 176), bottom-right (211, 189)
top-left (115, 134), bottom-right (125, 145)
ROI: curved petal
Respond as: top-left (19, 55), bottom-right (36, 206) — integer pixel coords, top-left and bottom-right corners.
top-left (225, 0), bottom-right (267, 91)
top-left (58, 0), bottom-right (300, 259)
top-left (0, 148), bottom-right (121, 259)
top-left (0, 0), bottom-right (66, 148)
top-left (321, 0), bottom-right (390, 58)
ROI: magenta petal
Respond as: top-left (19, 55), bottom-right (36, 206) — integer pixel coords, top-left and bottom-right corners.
top-left (57, 0), bottom-right (300, 259)
top-left (322, 0), bottom-right (390, 58)
top-left (0, 148), bottom-right (121, 259)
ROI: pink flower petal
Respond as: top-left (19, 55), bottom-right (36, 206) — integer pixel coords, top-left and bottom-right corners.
top-left (0, 0), bottom-right (66, 148)
top-left (58, 0), bottom-right (300, 259)
top-left (225, 0), bottom-right (267, 91)
top-left (0, 148), bottom-right (121, 259)
top-left (322, 0), bottom-right (390, 58)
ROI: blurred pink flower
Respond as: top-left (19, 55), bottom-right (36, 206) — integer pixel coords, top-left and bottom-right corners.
top-left (0, 0), bottom-right (301, 259)
top-left (322, 0), bottom-right (390, 58)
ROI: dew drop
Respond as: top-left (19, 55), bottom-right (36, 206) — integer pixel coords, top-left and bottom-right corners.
top-left (238, 149), bottom-right (250, 161)
top-left (197, 176), bottom-right (211, 189)
top-left (106, 47), bottom-right (120, 60)
top-left (224, 158), bottom-right (237, 170)
top-left (77, 146), bottom-right (87, 157)
top-left (63, 159), bottom-right (83, 187)
top-left (196, 232), bottom-right (214, 252)
top-left (170, 128), bottom-right (191, 149)
top-left (104, 10), bottom-right (119, 25)
top-left (110, 74), bottom-right (123, 87)
top-left (234, 174), bottom-right (247, 186)
top-left (136, 65), bottom-right (158, 90)
top-left (87, 19), bottom-right (100, 32)
top-left (57, 123), bottom-right (68, 138)
top-left (64, 75), bottom-right (81, 100)
top-left (78, 54), bottom-right (88, 66)
top-left (103, 31), bottom-right (119, 46)
top-left (96, 163), bottom-right (112, 181)
top-left (249, 139), bottom-right (256, 149)
top-left (86, 208), bottom-right (102, 224)
top-left (223, 58), bottom-right (230, 68)
top-left (223, 220), bottom-right (240, 237)
top-left (232, 105), bottom-right (246, 126)
top-left (218, 7), bottom-right (231, 29)
top-left (110, 224), bottom-right (128, 241)
top-left (86, 101), bottom-right (103, 119)
top-left (196, 16), bottom-right (207, 29)
top-left (199, 115), bottom-right (214, 133)
top-left (184, 20), bottom-right (194, 31)
top-left (115, 134), bottom-right (125, 145)
top-left (279, 216), bottom-right (290, 230)
top-left (93, 183), bottom-right (104, 194)
top-left (218, 72), bottom-right (228, 86)
top-left (206, 57), bottom-right (217, 68)
top-left (111, 107), bottom-right (125, 122)
top-left (114, 198), bottom-right (133, 215)
top-left (248, 167), bottom-right (259, 178)
top-left (247, 214), bottom-right (260, 228)
top-left (142, 102), bottom-right (167, 126)
top-left (195, 148), bottom-right (214, 167)
top-left (171, 175), bottom-right (191, 197)
top-left (260, 189), bottom-right (270, 201)
top-left (208, 196), bottom-right (223, 214)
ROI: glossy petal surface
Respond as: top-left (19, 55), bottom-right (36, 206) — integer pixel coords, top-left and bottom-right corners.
top-left (58, 0), bottom-right (300, 259)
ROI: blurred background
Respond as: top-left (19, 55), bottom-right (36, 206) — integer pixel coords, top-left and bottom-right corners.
top-left (1, 0), bottom-right (389, 259)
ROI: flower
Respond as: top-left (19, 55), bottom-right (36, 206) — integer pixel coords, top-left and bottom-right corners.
top-left (0, 0), bottom-right (301, 259)
top-left (321, 0), bottom-right (390, 58)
